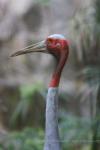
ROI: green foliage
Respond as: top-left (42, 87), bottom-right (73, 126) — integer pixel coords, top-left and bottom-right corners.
top-left (37, 0), bottom-right (50, 5)
top-left (78, 67), bottom-right (100, 85)
top-left (59, 113), bottom-right (92, 150)
top-left (10, 82), bottom-right (45, 126)
top-left (20, 82), bottom-right (45, 99)
top-left (95, 0), bottom-right (100, 23)
top-left (0, 128), bottom-right (44, 150)
top-left (0, 114), bottom-right (93, 150)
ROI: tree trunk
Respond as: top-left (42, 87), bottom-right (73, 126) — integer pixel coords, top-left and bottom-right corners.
top-left (91, 85), bottom-right (100, 150)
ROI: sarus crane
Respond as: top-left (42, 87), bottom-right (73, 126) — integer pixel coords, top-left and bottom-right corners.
top-left (11, 34), bottom-right (69, 150)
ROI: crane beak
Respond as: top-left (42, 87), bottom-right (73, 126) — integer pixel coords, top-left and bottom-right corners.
top-left (10, 40), bottom-right (48, 57)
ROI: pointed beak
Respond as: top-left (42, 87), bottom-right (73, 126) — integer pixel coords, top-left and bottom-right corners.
top-left (10, 40), bottom-right (48, 57)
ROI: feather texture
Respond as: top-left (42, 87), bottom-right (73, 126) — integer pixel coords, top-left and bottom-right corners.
top-left (44, 87), bottom-right (61, 150)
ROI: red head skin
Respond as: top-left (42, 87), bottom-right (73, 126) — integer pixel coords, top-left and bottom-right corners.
top-left (46, 38), bottom-right (69, 88)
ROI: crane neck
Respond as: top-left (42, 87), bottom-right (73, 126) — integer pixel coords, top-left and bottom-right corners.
top-left (49, 49), bottom-right (69, 87)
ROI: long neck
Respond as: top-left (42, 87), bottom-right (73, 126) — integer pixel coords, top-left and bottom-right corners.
top-left (44, 50), bottom-right (68, 150)
top-left (44, 87), bottom-right (61, 150)
top-left (49, 52), bottom-right (68, 87)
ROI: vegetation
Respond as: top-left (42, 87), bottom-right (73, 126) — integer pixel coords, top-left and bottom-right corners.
top-left (0, 128), bottom-right (44, 150)
top-left (0, 0), bottom-right (100, 150)
top-left (0, 84), bottom-right (97, 150)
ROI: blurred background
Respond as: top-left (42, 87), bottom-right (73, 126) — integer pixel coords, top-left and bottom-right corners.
top-left (0, 0), bottom-right (100, 149)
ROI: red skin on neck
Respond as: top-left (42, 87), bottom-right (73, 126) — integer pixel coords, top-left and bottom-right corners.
top-left (47, 39), bottom-right (69, 88)
top-left (49, 75), bottom-right (60, 87)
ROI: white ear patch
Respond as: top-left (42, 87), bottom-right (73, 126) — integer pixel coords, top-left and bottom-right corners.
top-left (48, 34), bottom-right (65, 40)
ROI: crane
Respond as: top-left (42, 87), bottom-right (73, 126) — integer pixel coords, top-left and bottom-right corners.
top-left (11, 34), bottom-right (69, 150)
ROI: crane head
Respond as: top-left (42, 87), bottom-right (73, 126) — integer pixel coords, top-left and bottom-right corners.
top-left (46, 34), bottom-right (69, 59)
top-left (10, 34), bottom-right (69, 59)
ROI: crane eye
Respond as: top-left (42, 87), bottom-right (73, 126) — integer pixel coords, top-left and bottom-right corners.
top-left (47, 40), bottom-right (52, 46)
top-left (56, 43), bottom-right (61, 48)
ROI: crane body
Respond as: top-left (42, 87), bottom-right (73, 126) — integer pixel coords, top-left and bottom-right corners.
top-left (11, 34), bottom-right (69, 150)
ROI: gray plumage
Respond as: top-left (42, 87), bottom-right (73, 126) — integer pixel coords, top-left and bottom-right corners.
top-left (44, 87), bottom-right (61, 150)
